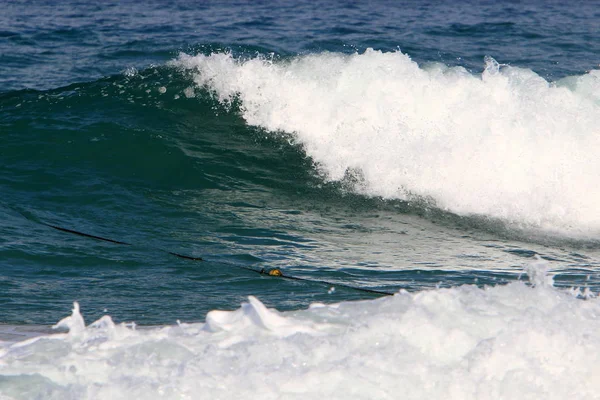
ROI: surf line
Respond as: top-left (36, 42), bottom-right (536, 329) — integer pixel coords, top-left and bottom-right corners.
top-left (12, 207), bottom-right (394, 297)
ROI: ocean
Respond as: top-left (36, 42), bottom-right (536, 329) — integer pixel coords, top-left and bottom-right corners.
top-left (1, 0), bottom-right (600, 398)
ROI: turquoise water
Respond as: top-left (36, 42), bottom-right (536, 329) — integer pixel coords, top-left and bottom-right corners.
top-left (2, 0), bottom-right (600, 328)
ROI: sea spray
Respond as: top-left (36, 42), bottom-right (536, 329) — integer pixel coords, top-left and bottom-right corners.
top-left (524, 254), bottom-right (554, 288)
top-left (173, 49), bottom-right (600, 237)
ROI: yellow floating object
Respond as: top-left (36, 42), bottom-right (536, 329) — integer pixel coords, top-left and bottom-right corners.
top-left (268, 268), bottom-right (283, 277)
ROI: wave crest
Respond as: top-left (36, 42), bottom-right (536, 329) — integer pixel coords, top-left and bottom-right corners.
top-left (173, 49), bottom-right (600, 237)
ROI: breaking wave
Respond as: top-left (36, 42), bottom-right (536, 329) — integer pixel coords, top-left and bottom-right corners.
top-left (173, 49), bottom-right (600, 238)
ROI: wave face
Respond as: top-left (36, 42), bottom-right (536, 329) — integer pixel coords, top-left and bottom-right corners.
top-left (173, 50), bottom-right (600, 237)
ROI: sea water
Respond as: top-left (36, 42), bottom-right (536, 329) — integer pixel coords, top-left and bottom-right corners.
top-left (1, 0), bottom-right (600, 398)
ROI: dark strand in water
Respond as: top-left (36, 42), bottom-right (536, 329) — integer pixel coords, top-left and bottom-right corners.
top-left (45, 222), bottom-right (394, 296)
top-left (43, 224), bottom-right (132, 246)
top-left (5, 204), bottom-right (204, 262)
top-left (258, 268), bottom-right (395, 296)
top-left (42, 223), bottom-right (203, 261)
top-left (165, 251), bottom-right (204, 262)
top-left (9, 204), bottom-right (394, 297)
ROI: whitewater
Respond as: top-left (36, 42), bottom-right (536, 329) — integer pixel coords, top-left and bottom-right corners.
top-left (173, 49), bottom-right (600, 238)
top-left (1, 258), bottom-right (599, 399)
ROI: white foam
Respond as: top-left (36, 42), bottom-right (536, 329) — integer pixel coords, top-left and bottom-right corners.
top-left (172, 50), bottom-right (600, 237)
top-left (2, 262), bottom-right (600, 399)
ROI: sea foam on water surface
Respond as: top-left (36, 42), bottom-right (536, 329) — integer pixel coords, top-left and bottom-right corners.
top-left (2, 260), bottom-right (600, 399)
top-left (172, 49), bottom-right (600, 238)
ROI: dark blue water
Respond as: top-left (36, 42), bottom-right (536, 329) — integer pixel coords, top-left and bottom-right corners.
top-left (2, 0), bottom-right (600, 325)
